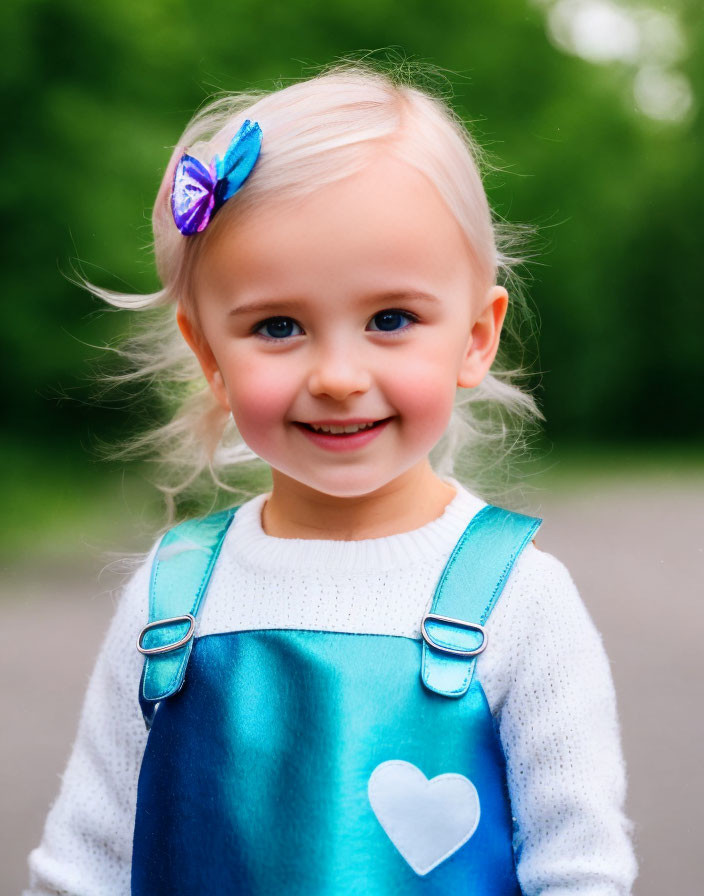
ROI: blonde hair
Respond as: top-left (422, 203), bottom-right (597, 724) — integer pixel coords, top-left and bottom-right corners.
top-left (91, 59), bottom-right (541, 517)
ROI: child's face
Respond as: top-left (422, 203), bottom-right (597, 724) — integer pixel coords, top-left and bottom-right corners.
top-left (181, 153), bottom-right (506, 500)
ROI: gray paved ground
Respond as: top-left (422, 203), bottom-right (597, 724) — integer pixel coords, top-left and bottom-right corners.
top-left (2, 475), bottom-right (702, 895)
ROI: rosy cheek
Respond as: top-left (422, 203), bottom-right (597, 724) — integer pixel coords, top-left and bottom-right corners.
top-left (390, 359), bottom-right (457, 433)
top-left (225, 362), bottom-right (293, 448)
top-left (408, 387), bottom-right (455, 444)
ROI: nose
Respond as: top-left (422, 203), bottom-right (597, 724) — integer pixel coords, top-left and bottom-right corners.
top-left (307, 345), bottom-right (372, 401)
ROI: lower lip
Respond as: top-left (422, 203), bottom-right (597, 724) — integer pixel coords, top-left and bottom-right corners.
top-left (294, 419), bottom-right (391, 452)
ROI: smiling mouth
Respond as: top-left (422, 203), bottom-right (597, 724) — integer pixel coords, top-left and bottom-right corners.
top-left (295, 418), bottom-right (391, 435)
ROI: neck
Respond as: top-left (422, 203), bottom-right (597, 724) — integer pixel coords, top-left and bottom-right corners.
top-left (261, 461), bottom-right (457, 541)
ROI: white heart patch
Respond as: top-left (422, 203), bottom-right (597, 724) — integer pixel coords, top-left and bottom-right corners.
top-left (367, 760), bottom-right (480, 876)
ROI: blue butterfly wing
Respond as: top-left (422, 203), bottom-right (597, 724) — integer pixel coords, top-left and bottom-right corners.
top-left (218, 120), bottom-right (263, 202)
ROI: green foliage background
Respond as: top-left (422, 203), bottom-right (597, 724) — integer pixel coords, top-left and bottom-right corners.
top-left (2, 0), bottom-right (702, 518)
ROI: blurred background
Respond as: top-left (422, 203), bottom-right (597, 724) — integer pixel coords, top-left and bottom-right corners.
top-left (2, 1), bottom-right (702, 893)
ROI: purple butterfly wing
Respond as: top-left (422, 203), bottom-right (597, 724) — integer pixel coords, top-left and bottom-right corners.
top-left (171, 153), bottom-right (217, 235)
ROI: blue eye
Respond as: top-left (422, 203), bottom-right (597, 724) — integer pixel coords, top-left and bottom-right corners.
top-left (367, 310), bottom-right (416, 332)
top-left (256, 317), bottom-right (302, 339)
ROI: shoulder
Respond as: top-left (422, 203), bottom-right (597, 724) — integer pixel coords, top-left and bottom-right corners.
top-left (478, 540), bottom-right (615, 716)
top-left (502, 542), bottom-right (595, 628)
top-left (484, 541), bottom-right (604, 664)
top-left (98, 539), bottom-right (162, 662)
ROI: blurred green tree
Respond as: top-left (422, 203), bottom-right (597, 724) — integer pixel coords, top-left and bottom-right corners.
top-left (2, 0), bottom-right (701, 468)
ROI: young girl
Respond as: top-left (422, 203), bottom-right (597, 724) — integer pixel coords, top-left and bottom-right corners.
top-left (26, 62), bottom-right (637, 894)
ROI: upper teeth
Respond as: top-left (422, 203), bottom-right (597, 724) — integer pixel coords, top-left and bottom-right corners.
top-left (309, 422), bottom-right (376, 434)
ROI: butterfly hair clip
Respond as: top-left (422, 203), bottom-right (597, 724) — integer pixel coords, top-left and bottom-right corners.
top-left (170, 119), bottom-right (263, 236)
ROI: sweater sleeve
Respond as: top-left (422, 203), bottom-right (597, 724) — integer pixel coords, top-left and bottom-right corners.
top-left (24, 548), bottom-right (155, 896)
top-left (480, 545), bottom-right (637, 895)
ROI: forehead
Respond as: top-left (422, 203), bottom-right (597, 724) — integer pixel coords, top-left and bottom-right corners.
top-left (196, 153), bottom-right (477, 302)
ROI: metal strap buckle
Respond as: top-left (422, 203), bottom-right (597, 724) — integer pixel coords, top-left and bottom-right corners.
top-left (420, 613), bottom-right (487, 658)
top-left (136, 613), bottom-right (197, 656)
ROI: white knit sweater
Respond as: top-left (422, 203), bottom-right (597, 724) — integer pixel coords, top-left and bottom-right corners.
top-left (25, 485), bottom-right (637, 894)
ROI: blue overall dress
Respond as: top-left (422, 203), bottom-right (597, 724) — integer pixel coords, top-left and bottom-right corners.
top-left (132, 504), bottom-right (540, 894)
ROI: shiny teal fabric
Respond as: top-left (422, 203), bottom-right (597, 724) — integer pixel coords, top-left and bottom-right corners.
top-left (422, 506), bottom-right (541, 697)
top-left (132, 629), bottom-right (521, 894)
top-left (139, 507), bottom-right (236, 724)
top-left (132, 504), bottom-right (540, 893)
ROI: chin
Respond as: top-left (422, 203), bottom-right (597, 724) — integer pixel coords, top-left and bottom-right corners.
top-left (290, 467), bottom-right (414, 501)
top-left (304, 480), bottom-right (388, 500)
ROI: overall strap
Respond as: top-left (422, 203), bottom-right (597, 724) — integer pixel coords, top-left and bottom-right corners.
top-left (137, 507), bottom-right (237, 728)
top-left (421, 504), bottom-right (541, 698)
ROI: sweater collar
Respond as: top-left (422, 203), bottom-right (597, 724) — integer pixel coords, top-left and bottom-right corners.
top-left (224, 481), bottom-right (487, 573)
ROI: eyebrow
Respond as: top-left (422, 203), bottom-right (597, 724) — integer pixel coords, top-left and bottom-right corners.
top-left (228, 290), bottom-right (440, 316)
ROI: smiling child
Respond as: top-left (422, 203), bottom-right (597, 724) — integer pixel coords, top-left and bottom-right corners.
top-left (26, 62), bottom-right (637, 895)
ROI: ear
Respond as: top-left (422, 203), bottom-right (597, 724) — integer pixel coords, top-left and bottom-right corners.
top-left (176, 304), bottom-right (231, 412)
top-left (457, 286), bottom-right (509, 389)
